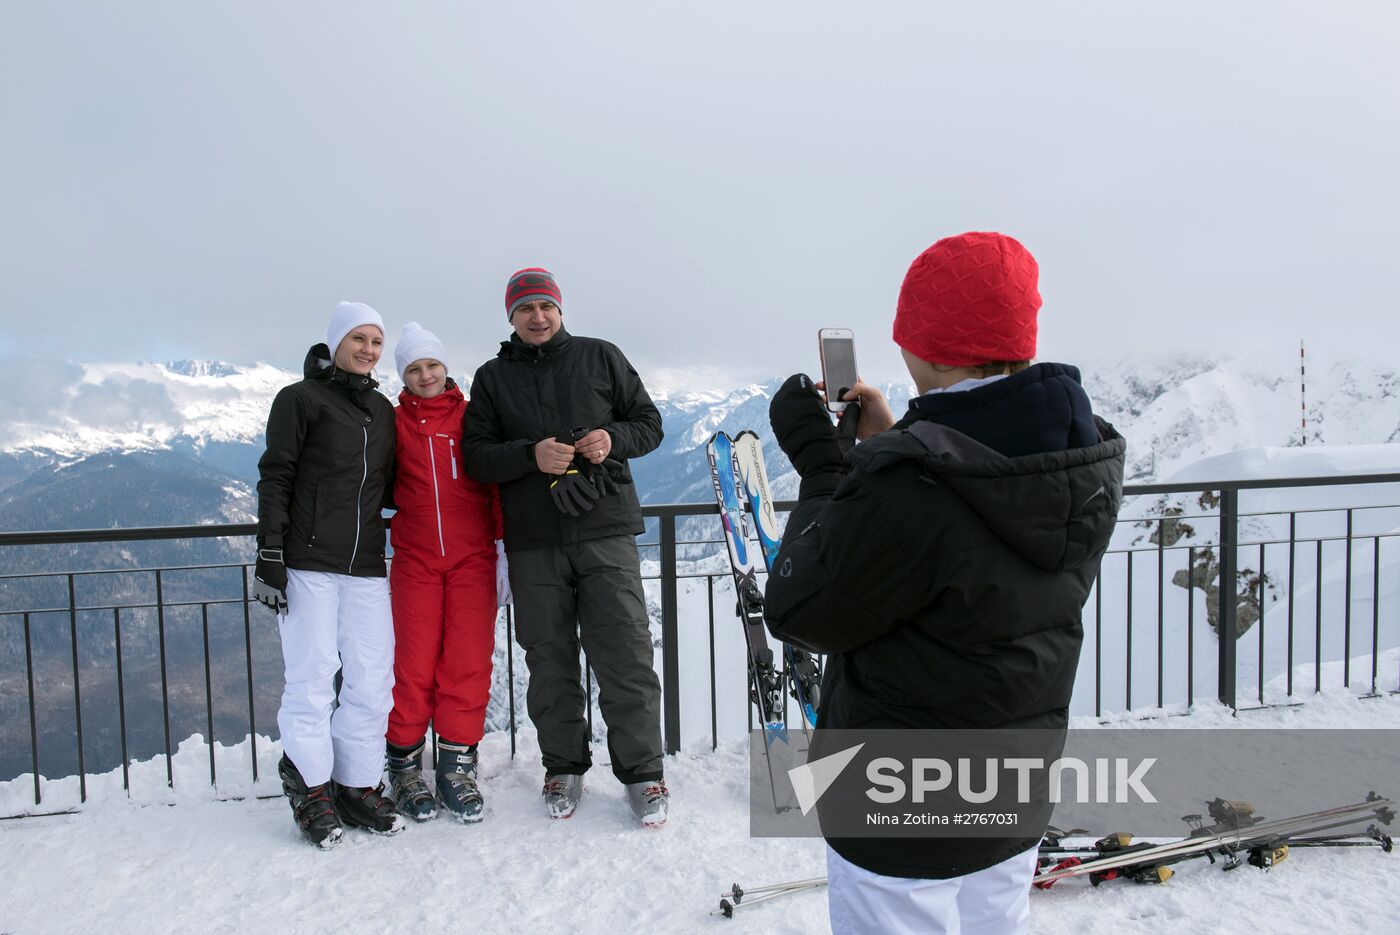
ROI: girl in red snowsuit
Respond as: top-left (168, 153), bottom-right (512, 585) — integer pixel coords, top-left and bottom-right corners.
top-left (385, 322), bottom-right (505, 823)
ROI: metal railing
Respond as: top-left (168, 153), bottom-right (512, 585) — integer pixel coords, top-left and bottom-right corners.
top-left (3, 471), bottom-right (1399, 816)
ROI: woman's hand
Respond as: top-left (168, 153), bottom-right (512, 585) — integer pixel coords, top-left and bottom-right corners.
top-left (816, 379), bottom-right (895, 440)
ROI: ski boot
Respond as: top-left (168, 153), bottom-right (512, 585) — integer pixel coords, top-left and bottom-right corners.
top-left (333, 780), bottom-right (408, 836)
top-left (625, 779), bottom-right (670, 828)
top-left (386, 740), bottom-right (437, 822)
top-left (278, 754), bottom-right (344, 850)
top-left (435, 740), bottom-right (485, 824)
top-left (542, 773), bottom-right (584, 819)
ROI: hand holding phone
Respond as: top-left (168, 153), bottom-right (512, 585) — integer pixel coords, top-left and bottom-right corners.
top-left (818, 329), bottom-right (858, 412)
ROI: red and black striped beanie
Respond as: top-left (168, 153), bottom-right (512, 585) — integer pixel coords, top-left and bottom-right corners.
top-left (504, 267), bottom-right (563, 319)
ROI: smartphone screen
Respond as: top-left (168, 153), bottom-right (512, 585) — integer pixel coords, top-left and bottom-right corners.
top-left (819, 329), bottom-right (858, 412)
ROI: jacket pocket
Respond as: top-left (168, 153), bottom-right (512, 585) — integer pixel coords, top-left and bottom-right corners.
top-left (309, 484), bottom-right (330, 548)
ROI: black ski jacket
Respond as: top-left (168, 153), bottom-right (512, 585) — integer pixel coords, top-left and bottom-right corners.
top-left (765, 363), bottom-right (1126, 879)
top-left (256, 344), bottom-right (396, 577)
top-left (461, 328), bottom-right (663, 551)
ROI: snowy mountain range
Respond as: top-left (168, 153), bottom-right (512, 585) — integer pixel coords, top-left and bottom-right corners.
top-left (4, 354), bottom-right (1397, 784)
top-left (2, 353), bottom-right (1398, 534)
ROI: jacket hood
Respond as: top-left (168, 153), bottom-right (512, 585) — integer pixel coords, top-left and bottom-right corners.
top-left (304, 343), bottom-right (380, 392)
top-left (850, 381), bottom-right (1126, 572)
top-left (498, 326), bottom-right (574, 361)
top-left (897, 362), bottom-right (1100, 457)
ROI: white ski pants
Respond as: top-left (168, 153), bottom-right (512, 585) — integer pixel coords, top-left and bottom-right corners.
top-left (826, 844), bottom-right (1038, 935)
top-left (277, 569), bottom-right (395, 788)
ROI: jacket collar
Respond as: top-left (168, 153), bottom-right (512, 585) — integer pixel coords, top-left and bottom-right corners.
top-left (303, 343), bottom-right (379, 394)
top-left (397, 379), bottom-right (463, 412)
top-left (498, 326), bottom-right (573, 361)
top-left (896, 362), bottom-right (1098, 458)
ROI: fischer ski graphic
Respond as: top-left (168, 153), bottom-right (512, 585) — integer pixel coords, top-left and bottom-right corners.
top-left (706, 432), bottom-right (787, 741)
top-left (731, 430), bottom-right (821, 728)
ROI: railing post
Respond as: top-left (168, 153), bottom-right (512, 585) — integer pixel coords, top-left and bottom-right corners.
top-left (114, 608), bottom-right (129, 794)
top-left (1218, 488), bottom-right (1238, 709)
top-left (506, 605), bottom-right (516, 760)
top-left (24, 612), bottom-right (40, 806)
top-left (661, 512), bottom-right (681, 755)
top-left (68, 575), bottom-right (87, 803)
top-left (1344, 508), bottom-right (1353, 688)
top-left (156, 570), bottom-right (174, 787)
top-left (240, 566), bottom-right (258, 783)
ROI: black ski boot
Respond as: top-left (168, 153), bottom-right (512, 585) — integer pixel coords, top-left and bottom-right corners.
top-left (386, 740), bottom-right (437, 822)
top-left (436, 740), bottom-right (485, 823)
top-left (278, 754), bottom-right (344, 850)
top-left (333, 780), bottom-right (408, 836)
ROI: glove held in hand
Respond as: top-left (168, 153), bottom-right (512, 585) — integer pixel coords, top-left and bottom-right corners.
top-left (549, 469), bottom-right (601, 518)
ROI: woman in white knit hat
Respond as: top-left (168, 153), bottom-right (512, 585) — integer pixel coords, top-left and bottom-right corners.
top-left (254, 301), bottom-right (406, 848)
top-left (382, 322), bottom-right (507, 824)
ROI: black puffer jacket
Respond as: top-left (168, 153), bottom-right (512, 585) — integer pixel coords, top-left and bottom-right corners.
top-left (256, 344), bottom-right (396, 577)
top-left (765, 363), bottom-right (1126, 879)
top-left (461, 328), bottom-right (663, 551)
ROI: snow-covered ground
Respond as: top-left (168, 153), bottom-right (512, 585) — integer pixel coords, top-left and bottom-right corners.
top-left (4, 680), bottom-right (1398, 935)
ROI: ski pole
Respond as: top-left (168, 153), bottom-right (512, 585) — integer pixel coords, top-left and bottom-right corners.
top-left (719, 876), bottom-right (828, 901)
top-left (714, 878), bottom-right (829, 918)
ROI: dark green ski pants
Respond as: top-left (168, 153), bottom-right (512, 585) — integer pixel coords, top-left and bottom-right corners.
top-left (507, 534), bottom-right (663, 783)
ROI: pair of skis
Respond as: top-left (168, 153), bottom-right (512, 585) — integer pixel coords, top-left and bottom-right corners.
top-left (712, 793), bottom-right (1395, 917)
top-left (705, 430), bottom-right (822, 740)
top-left (1032, 792), bottom-right (1395, 887)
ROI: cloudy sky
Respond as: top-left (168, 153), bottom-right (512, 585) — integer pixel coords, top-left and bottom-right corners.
top-left (2, 2), bottom-right (1397, 390)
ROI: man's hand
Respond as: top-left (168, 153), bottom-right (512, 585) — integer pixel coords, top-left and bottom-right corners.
top-left (817, 379), bottom-right (896, 440)
top-left (574, 429), bottom-right (612, 465)
top-left (253, 548), bottom-right (289, 615)
top-left (535, 437), bottom-right (576, 475)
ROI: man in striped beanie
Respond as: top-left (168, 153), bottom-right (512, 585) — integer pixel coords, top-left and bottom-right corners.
top-left (462, 266), bottom-right (670, 828)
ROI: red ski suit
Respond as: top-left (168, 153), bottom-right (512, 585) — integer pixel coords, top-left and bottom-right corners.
top-left (387, 383), bottom-right (501, 747)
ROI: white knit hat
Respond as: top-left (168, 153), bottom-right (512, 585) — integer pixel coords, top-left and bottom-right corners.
top-left (394, 322), bottom-right (450, 381)
top-left (326, 301), bottom-right (385, 357)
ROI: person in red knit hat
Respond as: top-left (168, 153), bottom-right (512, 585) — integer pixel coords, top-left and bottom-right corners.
top-left (765, 232), bottom-right (1126, 934)
top-left (383, 322), bottom-right (508, 823)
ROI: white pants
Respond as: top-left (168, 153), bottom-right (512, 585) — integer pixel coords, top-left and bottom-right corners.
top-left (277, 569), bottom-right (395, 788)
top-left (826, 844), bottom-right (1038, 935)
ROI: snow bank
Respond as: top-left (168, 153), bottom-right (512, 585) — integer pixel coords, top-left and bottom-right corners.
top-left (1166, 443), bottom-right (1400, 486)
top-left (3, 695), bottom-right (1399, 934)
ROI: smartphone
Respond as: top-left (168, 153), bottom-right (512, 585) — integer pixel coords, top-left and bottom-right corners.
top-left (818, 329), bottom-right (858, 413)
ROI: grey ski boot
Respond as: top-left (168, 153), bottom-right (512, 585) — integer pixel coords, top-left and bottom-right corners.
top-left (435, 740), bottom-right (485, 823)
top-left (542, 773), bottom-right (584, 819)
top-left (386, 740), bottom-right (437, 822)
top-left (625, 779), bottom-right (670, 828)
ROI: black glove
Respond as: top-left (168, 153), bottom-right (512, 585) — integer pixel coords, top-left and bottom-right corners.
top-left (769, 374), bottom-right (843, 478)
top-left (549, 468), bottom-right (601, 518)
top-left (584, 457), bottom-right (630, 497)
top-left (253, 547), bottom-right (288, 614)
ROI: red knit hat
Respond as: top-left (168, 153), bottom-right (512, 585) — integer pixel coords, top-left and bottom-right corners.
top-left (505, 267), bottom-right (563, 319)
top-left (893, 232), bottom-right (1041, 366)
